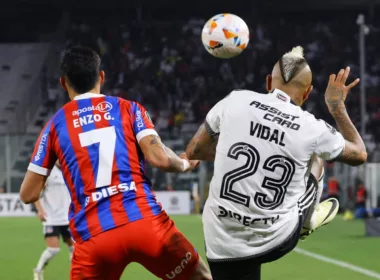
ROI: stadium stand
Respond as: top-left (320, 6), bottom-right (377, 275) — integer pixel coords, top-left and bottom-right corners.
top-left (0, 44), bottom-right (51, 133)
top-left (63, 11), bottom-right (380, 158)
top-left (2, 5), bottom-right (380, 196)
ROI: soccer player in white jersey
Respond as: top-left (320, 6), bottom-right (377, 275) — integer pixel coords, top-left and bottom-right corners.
top-left (33, 162), bottom-right (73, 280)
top-left (185, 46), bottom-right (367, 280)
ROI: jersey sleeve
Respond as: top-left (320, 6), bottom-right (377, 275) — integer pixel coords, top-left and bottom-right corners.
top-left (130, 101), bottom-right (158, 142)
top-left (314, 120), bottom-right (345, 161)
top-left (204, 94), bottom-right (230, 137)
top-left (28, 119), bottom-right (57, 176)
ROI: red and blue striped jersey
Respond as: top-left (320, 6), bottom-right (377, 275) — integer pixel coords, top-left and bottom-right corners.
top-left (28, 93), bottom-right (162, 243)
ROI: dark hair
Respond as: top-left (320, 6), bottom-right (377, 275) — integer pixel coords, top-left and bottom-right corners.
top-left (60, 46), bottom-right (101, 93)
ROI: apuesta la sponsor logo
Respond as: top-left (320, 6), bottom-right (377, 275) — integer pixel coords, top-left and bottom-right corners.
top-left (166, 252), bottom-right (192, 279)
top-left (72, 101), bottom-right (113, 116)
top-left (34, 133), bottom-right (48, 162)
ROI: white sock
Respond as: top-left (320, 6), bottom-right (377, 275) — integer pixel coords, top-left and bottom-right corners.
top-left (304, 171), bottom-right (324, 230)
top-left (35, 247), bottom-right (60, 272)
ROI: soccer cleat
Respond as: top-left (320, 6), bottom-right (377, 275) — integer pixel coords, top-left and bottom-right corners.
top-left (300, 198), bottom-right (339, 240)
top-left (33, 269), bottom-right (44, 280)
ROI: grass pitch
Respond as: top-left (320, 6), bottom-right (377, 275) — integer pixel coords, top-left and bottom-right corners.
top-left (0, 215), bottom-right (378, 279)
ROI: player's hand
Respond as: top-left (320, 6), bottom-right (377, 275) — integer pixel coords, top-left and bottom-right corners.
top-left (179, 152), bottom-right (200, 171)
top-left (37, 211), bottom-right (46, 222)
top-left (325, 66), bottom-right (360, 113)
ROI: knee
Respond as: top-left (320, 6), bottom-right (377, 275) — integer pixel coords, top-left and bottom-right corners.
top-left (47, 247), bottom-right (61, 256)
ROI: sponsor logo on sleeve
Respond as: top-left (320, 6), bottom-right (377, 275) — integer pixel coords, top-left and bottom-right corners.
top-left (34, 133), bottom-right (48, 162)
top-left (135, 110), bottom-right (144, 128)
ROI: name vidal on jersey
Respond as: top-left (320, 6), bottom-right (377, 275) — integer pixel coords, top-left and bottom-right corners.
top-left (250, 122), bottom-right (285, 146)
top-left (218, 205), bottom-right (279, 226)
top-left (73, 112), bottom-right (114, 128)
top-left (85, 182), bottom-right (136, 206)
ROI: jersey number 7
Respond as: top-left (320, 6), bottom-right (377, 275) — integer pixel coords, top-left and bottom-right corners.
top-left (220, 142), bottom-right (295, 210)
top-left (79, 126), bottom-right (117, 188)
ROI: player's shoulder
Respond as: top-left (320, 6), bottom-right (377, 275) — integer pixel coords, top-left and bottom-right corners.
top-left (107, 95), bottom-right (127, 103)
top-left (301, 110), bottom-right (335, 134)
top-left (100, 96), bottom-right (142, 114)
top-left (102, 95), bottom-right (130, 107)
top-left (299, 109), bottom-right (316, 121)
top-left (300, 110), bottom-right (321, 125)
top-left (113, 96), bottom-right (144, 109)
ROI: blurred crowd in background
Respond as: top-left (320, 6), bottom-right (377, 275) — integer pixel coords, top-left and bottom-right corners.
top-left (60, 10), bottom-right (380, 162)
top-left (1, 3), bottom-right (380, 216)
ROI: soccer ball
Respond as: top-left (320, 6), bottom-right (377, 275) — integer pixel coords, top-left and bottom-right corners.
top-left (201, 13), bottom-right (250, 59)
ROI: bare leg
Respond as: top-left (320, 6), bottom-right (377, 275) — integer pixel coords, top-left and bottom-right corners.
top-left (190, 257), bottom-right (213, 280)
top-left (63, 236), bottom-right (74, 261)
top-left (35, 236), bottom-right (60, 272)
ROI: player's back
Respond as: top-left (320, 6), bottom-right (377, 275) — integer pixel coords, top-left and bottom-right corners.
top-left (203, 89), bottom-right (344, 259)
top-left (32, 93), bottom-right (162, 242)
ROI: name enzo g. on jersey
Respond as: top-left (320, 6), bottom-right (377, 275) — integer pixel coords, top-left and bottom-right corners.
top-left (28, 93), bottom-right (162, 243)
top-left (203, 89), bottom-right (345, 260)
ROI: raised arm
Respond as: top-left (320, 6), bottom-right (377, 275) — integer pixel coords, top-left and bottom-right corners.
top-left (186, 95), bottom-right (229, 161)
top-left (324, 67), bottom-right (367, 166)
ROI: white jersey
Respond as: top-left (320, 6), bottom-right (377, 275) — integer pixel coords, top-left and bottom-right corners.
top-left (203, 89), bottom-right (345, 260)
top-left (40, 166), bottom-right (70, 226)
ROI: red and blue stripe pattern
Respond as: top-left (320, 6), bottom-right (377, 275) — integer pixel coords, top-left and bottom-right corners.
top-left (29, 95), bottom-right (162, 242)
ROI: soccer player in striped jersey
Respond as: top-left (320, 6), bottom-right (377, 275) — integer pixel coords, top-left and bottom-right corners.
top-left (20, 46), bottom-right (211, 280)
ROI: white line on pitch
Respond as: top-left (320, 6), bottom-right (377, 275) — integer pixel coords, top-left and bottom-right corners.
top-left (294, 247), bottom-right (380, 279)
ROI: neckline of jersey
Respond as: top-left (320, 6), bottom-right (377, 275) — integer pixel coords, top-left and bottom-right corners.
top-left (271, 89), bottom-right (296, 105)
top-left (74, 92), bottom-right (105, 100)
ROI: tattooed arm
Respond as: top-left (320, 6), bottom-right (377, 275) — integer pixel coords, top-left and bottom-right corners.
top-left (186, 93), bottom-right (230, 161)
top-left (324, 67), bottom-right (367, 166)
top-left (186, 122), bottom-right (218, 161)
top-left (139, 134), bottom-right (199, 172)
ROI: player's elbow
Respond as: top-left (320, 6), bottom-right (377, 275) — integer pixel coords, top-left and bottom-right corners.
top-left (20, 184), bottom-right (40, 204)
top-left (352, 151), bottom-right (368, 166)
top-left (360, 150), bottom-right (368, 164)
top-left (345, 150), bottom-right (367, 166)
top-left (19, 192), bottom-right (38, 204)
